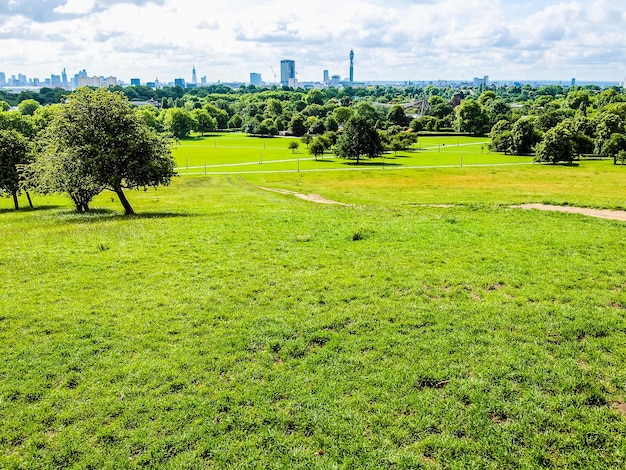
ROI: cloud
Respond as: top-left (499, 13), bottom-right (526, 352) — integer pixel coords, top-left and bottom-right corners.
top-left (0, 0), bottom-right (625, 83)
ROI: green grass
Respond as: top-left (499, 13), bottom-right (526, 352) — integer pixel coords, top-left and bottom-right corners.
top-left (2, 146), bottom-right (626, 468)
top-left (173, 133), bottom-right (531, 174)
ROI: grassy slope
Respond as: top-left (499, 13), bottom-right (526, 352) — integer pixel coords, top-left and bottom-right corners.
top-left (1, 153), bottom-right (626, 468)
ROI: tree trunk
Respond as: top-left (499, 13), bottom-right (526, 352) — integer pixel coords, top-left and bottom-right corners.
top-left (12, 191), bottom-right (19, 211)
top-left (25, 191), bottom-right (33, 208)
top-left (115, 187), bottom-right (135, 215)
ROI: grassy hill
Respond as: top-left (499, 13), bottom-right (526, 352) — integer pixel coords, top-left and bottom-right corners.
top-left (2, 141), bottom-right (626, 468)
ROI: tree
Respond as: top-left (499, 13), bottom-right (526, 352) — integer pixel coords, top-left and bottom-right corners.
top-left (387, 104), bottom-right (409, 127)
top-left (309, 138), bottom-right (325, 160)
top-left (164, 108), bottom-right (195, 139)
top-left (335, 115), bottom-right (383, 164)
top-left (510, 118), bottom-right (540, 155)
top-left (0, 130), bottom-right (31, 210)
top-left (192, 109), bottom-right (217, 135)
top-left (455, 99), bottom-right (489, 135)
top-left (534, 122), bottom-right (575, 164)
top-left (298, 133), bottom-right (311, 148)
top-left (34, 88), bottom-right (175, 215)
top-left (288, 141), bottom-right (299, 153)
top-left (17, 99), bottom-right (40, 116)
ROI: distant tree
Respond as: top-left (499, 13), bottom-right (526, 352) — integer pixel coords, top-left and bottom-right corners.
top-left (335, 115), bottom-right (383, 164)
top-left (332, 106), bottom-right (353, 125)
top-left (510, 118), bottom-right (540, 155)
top-left (309, 138), bottom-right (325, 160)
top-left (164, 108), bottom-right (195, 139)
top-left (455, 99), bottom-right (489, 135)
top-left (301, 133), bottom-right (313, 147)
top-left (192, 109), bottom-right (218, 135)
top-left (387, 104), bottom-right (409, 127)
top-left (0, 100), bottom-right (10, 111)
top-left (354, 101), bottom-right (380, 125)
top-left (290, 114), bottom-right (307, 137)
top-left (534, 122), bottom-right (575, 164)
top-left (0, 129), bottom-right (31, 210)
top-left (288, 141), bottom-right (299, 153)
top-left (33, 88), bottom-right (175, 214)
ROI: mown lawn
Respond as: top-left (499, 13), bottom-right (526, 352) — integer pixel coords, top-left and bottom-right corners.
top-left (173, 133), bottom-right (531, 174)
top-left (1, 159), bottom-right (626, 468)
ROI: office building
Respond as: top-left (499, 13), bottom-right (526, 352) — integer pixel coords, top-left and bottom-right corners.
top-left (130, 78), bottom-right (141, 86)
top-left (323, 70), bottom-right (329, 84)
top-left (0, 72), bottom-right (5, 85)
top-left (174, 78), bottom-right (185, 88)
top-left (50, 74), bottom-right (61, 86)
top-left (191, 66), bottom-right (197, 85)
top-left (250, 72), bottom-right (262, 86)
top-left (61, 68), bottom-right (68, 86)
top-left (280, 60), bottom-right (295, 87)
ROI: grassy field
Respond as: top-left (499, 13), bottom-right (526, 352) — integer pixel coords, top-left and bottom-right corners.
top-left (172, 133), bottom-right (532, 174)
top-left (2, 138), bottom-right (626, 468)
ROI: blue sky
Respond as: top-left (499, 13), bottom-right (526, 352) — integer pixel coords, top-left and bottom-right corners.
top-left (0, 0), bottom-right (624, 83)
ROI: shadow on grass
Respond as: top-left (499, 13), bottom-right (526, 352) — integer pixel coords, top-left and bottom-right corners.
top-left (55, 208), bottom-right (197, 223)
top-left (342, 161), bottom-right (403, 167)
top-left (0, 205), bottom-right (64, 215)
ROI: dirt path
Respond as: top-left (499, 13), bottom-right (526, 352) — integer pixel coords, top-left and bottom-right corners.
top-left (259, 187), bottom-right (353, 206)
top-left (513, 204), bottom-right (626, 221)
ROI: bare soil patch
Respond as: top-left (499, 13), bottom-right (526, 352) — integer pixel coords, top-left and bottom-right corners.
top-left (259, 187), bottom-right (353, 206)
top-left (513, 204), bottom-right (626, 221)
top-left (612, 402), bottom-right (626, 417)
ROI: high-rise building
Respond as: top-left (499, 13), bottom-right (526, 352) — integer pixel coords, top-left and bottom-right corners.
top-left (250, 72), bottom-right (262, 86)
top-left (130, 78), bottom-right (141, 86)
top-left (201, 76), bottom-right (207, 86)
top-left (0, 72), bottom-right (5, 85)
top-left (192, 66), bottom-right (197, 85)
top-left (280, 60), bottom-right (295, 87)
top-left (323, 70), bottom-right (329, 84)
top-left (571, 78), bottom-right (576, 86)
top-left (349, 49), bottom-right (354, 83)
top-left (50, 74), bottom-right (61, 86)
top-left (61, 68), bottom-right (68, 86)
top-left (174, 78), bottom-right (185, 88)
top-left (106, 76), bottom-right (117, 87)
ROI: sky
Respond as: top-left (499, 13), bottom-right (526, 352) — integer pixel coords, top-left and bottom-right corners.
top-left (1, 0), bottom-right (625, 84)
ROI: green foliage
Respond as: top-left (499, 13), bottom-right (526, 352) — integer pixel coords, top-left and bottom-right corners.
top-left (288, 141), bottom-right (299, 153)
top-left (535, 122), bottom-right (575, 164)
top-left (335, 115), bottom-right (383, 164)
top-left (309, 138), bottom-right (325, 160)
top-left (192, 109), bottom-right (218, 135)
top-left (455, 99), bottom-right (489, 135)
top-left (0, 100), bottom-right (10, 111)
top-left (164, 108), bottom-right (195, 139)
top-left (0, 129), bottom-right (29, 209)
top-left (33, 88), bottom-right (175, 214)
top-left (387, 104), bottom-right (409, 127)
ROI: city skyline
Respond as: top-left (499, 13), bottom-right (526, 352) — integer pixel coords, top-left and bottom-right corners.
top-left (0, 1), bottom-right (624, 84)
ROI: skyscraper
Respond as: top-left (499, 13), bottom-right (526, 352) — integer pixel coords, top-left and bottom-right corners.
top-left (192, 66), bottom-right (197, 85)
top-left (323, 70), bottom-right (329, 84)
top-left (280, 60), bottom-right (295, 87)
top-left (61, 68), bottom-right (67, 87)
top-left (349, 49), bottom-right (354, 83)
top-left (250, 73), bottom-right (262, 86)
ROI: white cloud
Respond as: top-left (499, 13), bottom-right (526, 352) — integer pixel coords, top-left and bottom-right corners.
top-left (1, 0), bottom-right (624, 83)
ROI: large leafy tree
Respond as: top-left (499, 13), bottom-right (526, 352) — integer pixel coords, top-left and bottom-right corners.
top-left (534, 122), bottom-right (575, 164)
top-left (455, 99), bottom-right (489, 135)
top-left (0, 129), bottom-right (31, 210)
top-left (335, 115), bottom-right (383, 164)
top-left (34, 88), bottom-right (176, 215)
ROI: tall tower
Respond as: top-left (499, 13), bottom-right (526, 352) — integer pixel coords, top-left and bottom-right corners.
top-left (61, 68), bottom-right (68, 86)
top-left (192, 66), bottom-right (197, 85)
top-left (280, 60), bottom-right (295, 87)
top-left (349, 49), bottom-right (354, 83)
